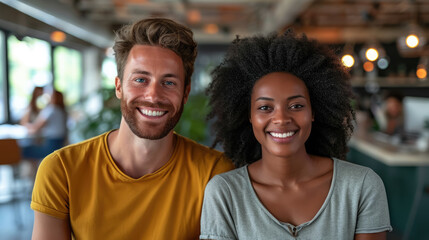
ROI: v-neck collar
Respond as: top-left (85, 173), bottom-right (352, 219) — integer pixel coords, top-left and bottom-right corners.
top-left (244, 158), bottom-right (337, 231)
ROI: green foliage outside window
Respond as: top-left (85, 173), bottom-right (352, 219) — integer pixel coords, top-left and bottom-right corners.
top-left (54, 46), bottom-right (82, 106)
top-left (8, 35), bottom-right (51, 121)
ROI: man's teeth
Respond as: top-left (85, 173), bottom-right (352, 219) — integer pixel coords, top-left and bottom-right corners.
top-left (141, 109), bottom-right (165, 117)
top-left (270, 132), bottom-right (295, 138)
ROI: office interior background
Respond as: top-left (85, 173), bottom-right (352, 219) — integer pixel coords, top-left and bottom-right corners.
top-left (0, 0), bottom-right (429, 239)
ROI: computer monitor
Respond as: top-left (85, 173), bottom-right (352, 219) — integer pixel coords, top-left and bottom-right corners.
top-left (403, 96), bottom-right (429, 133)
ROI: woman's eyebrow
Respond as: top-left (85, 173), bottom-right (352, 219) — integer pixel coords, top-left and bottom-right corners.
top-left (255, 95), bottom-right (305, 101)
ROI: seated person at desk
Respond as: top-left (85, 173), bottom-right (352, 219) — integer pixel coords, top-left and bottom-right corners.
top-left (21, 90), bottom-right (68, 159)
top-left (383, 92), bottom-right (404, 136)
top-left (19, 86), bottom-right (44, 126)
top-left (370, 91), bottom-right (404, 136)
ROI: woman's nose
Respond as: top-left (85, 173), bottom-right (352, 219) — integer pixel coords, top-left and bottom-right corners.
top-left (272, 109), bottom-right (291, 124)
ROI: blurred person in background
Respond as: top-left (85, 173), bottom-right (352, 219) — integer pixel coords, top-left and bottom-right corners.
top-left (383, 92), bottom-right (404, 136)
top-left (31, 17), bottom-right (233, 240)
top-left (369, 91), bottom-right (404, 137)
top-left (21, 89), bottom-right (68, 160)
top-left (19, 86), bottom-right (44, 126)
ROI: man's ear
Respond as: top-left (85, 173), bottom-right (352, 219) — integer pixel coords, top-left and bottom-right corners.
top-left (115, 77), bottom-right (122, 99)
top-left (183, 84), bottom-right (191, 104)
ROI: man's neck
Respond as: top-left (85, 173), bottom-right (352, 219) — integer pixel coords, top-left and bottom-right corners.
top-left (107, 122), bottom-right (176, 179)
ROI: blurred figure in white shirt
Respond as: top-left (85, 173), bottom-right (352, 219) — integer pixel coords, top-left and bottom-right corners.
top-left (21, 90), bottom-right (68, 160)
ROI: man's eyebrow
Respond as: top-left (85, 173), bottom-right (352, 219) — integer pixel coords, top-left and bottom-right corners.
top-left (130, 71), bottom-right (180, 79)
top-left (131, 70), bottom-right (151, 75)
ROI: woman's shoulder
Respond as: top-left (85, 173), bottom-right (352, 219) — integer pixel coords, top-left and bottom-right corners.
top-left (334, 158), bottom-right (372, 174)
top-left (206, 166), bottom-right (248, 191)
top-left (333, 158), bottom-right (384, 188)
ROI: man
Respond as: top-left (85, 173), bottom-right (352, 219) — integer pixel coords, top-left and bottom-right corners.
top-left (31, 18), bottom-right (234, 240)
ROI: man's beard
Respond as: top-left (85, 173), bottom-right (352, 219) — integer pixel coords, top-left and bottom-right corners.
top-left (121, 98), bottom-right (185, 140)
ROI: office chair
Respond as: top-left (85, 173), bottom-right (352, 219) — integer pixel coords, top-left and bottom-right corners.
top-left (0, 138), bottom-right (26, 228)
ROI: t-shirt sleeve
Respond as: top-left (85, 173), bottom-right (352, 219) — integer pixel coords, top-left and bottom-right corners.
top-left (355, 169), bottom-right (393, 233)
top-left (200, 176), bottom-right (237, 240)
top-left (31, 152), bottom-right (69, 219)
top-left (209, 154), bottom-right (235, 179)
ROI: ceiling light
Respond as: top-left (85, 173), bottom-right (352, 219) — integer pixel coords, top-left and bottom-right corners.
top-left (365, 48), bottom-right (379, 61)
top-left (363, 61), bottom-right (374, 72)
top-left (50, 31), bottom-right (66, 43)
top-left (360, 41), bottom-right (385, 63)
top-left (417, 57), bottom-right (429, 81)
top-left (416, 67), bottom-right (427, 79)
top-left (397, 23), bottom-right (426, 57)
top-left (187, 9), bottom-right (201, 24)
top-left (406, 34), bottom-right (419, 48)
top-left (204, 24), bottom-right (219, 34)
top-left (340, 43), bottom-right (358, 69)
top-left (377, 57), bottom-right (389, 70)
top-left (341, 54), bottom-right (355, 68)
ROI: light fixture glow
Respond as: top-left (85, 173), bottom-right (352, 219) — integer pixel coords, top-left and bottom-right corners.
top-left (204, 24), bottom-right (219, 34)
top-left (417, 64), bottom-right (427, 79)
top-left (406, 34), bottom-right (419, 48)
top-left (363, 61), bottom-right (374, 72)
top-left (365, 48), bottom-right (379, 61)
top-left (187, 9), bottom-right (201, 24)
top-left (417, 68), bottom-right (427, 79)
top-left (50, 31), bottom-right (66, 43)
top-left (377, 58), bottom-right (389, 70)
top-left (341, 54), bottom-right (355, 68)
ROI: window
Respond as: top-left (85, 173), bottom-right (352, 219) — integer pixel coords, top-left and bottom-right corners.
top-left (0, 31), bottom-right (5, 123)
top-left (53, 46), bottom-right (82, 106)
top-left (101, 55), bottom-right (117, 89)
top-left (8, 35), bottom-right (51, 122)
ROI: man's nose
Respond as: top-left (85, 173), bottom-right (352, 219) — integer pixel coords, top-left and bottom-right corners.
top-left (145, 82), bottom-right (162, 101)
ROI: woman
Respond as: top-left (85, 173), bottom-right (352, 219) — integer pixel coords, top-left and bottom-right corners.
top-left (200, 31), bottom-right (392, 239)
top-left (22, 90), bottom-right (68, 159)
top-left (20, 86), bottom-right (44, 126)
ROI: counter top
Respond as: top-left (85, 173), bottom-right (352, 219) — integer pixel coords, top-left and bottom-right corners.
top-left (348, 134), bottom-right (429, 166)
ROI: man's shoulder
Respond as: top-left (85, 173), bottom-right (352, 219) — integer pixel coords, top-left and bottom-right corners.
top-left (55, 131), bottom-right (110, 156)
top-left (176, 133), bottom-right (223, 158)
top-left (175, 133), bottom-right (234, 171)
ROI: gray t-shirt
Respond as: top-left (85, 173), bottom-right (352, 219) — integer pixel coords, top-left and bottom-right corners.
top-left (200, 158), bottom-right (392, 240)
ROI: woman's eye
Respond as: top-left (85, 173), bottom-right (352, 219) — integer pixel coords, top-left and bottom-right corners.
top-left (258, 106), bottom-right (270, 111)
top-left (290, 104), bottom-right (304, 109)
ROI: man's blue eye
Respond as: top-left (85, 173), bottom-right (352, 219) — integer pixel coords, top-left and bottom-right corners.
top-left (135, 78), bottom-right (145, 83)
top-left (164, 81), bottom-right (175, 86)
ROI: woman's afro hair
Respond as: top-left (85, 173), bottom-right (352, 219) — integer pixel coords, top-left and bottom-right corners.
top-left (206, 30), bottom-right (355, 167)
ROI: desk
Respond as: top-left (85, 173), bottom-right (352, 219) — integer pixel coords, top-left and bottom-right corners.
top-left (348, 134), bottom-right (429, 240)
top-left (0, 124), bottom-right (29, 139)
top-left (348, 134), bottom-right (429, 166)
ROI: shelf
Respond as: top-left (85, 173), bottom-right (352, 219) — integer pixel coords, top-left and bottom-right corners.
top-left (351, 77), bottom-right (429, 88)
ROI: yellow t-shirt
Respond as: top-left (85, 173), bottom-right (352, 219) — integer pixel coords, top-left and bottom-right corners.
top-left (31, 131), bottom-right (234, 239)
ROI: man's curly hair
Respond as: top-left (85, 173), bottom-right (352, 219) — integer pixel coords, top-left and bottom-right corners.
top-left (207, 30), bottom-right (355, 167)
